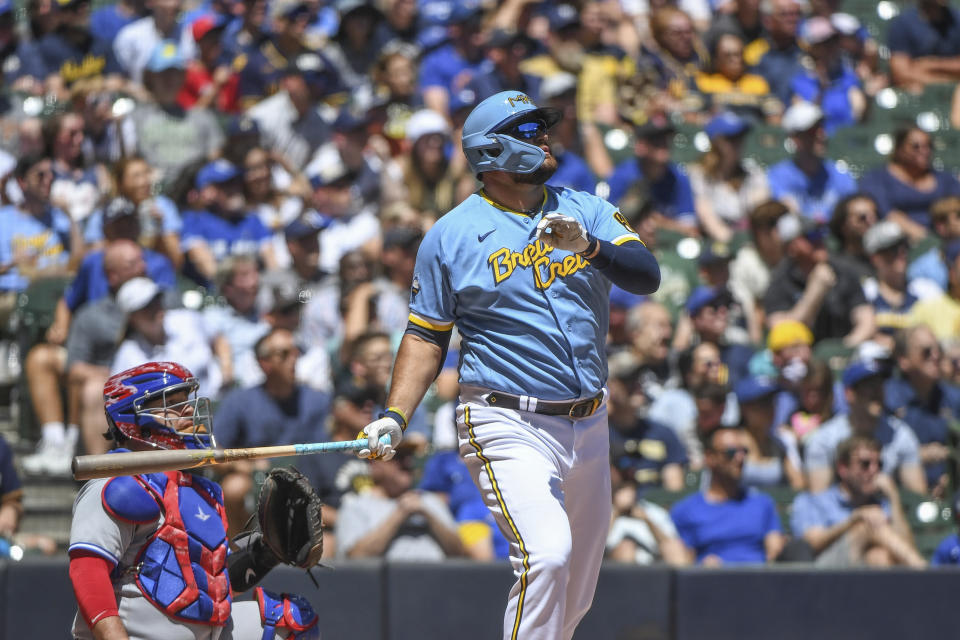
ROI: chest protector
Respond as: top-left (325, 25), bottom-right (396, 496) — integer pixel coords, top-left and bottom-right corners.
top-left (102, 470), bottom-right (232, 626)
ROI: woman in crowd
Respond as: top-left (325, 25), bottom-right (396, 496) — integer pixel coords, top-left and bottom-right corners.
top-left (46, 110), bottom-right (111, 223)
top-left (688, 111), bottom-right (770, 243)
top-left (693, 32), bottom-right (780, 123)
top-left (242, 146), bottom-right (309, 269)
top-left (828, 193), bottom-right (879, 281)
top-left (859, 125), bottom-right (960, 239)
top-left (85, 156), bottom-right (183, 270)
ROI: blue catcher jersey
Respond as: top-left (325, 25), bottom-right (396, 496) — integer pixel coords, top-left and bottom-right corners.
top-left (409, 185), bottom-right (641, 400)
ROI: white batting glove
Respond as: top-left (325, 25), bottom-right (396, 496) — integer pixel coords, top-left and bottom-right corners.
top-left (535, 213), bottom-right (590, 253)
top-left (357, 416), bottom-right (404, 461)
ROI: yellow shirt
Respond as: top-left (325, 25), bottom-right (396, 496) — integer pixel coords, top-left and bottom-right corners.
top-left (908, 294), bottom-right (960, 342)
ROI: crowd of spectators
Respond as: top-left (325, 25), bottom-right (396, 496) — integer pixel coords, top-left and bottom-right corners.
top-left (3, 0), bottom-right (960, 569)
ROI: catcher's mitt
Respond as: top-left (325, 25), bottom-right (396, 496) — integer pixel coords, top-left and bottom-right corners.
top-left (257, 466), bottom-right (324, 569)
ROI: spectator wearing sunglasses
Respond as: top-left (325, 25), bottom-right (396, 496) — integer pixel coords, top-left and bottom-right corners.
top-left (670, 425), bottom-right (785, 565)
top-left (791, 435), bottom-right (924, 567)
top-left (907, 196), bottom-right (960, 293)
top-left (804, 361), bottom-right (926, 495)
top-left (884, 325), bottom-right (960, 494)
top-left (213, 327), bottom-right (332, 536)
top-left (764, 212), bottom-right (874, 346)
top-left (828, 193), bottom-right (880, 283)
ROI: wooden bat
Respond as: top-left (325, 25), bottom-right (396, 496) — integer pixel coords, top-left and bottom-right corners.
top-left (72, 437), bottom-right (391, 481)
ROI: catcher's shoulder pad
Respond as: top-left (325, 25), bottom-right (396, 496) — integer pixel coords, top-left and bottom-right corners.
top-left (102, 475), bottom-right (162, 524)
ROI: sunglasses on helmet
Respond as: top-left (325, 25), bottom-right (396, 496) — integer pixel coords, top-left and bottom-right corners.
top-left (499, 118), bottom-right (549, 141)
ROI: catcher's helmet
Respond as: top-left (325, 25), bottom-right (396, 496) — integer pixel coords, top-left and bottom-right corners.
top-left (103, 361), bottom-right (215, 450)
top-left (461, 90), bottom-right (562, 176)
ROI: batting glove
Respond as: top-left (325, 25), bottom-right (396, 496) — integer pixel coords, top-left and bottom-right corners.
top-left (535, 213), bottom-right (590, 254)
top-left (357, 416), bottom-right (404, 461)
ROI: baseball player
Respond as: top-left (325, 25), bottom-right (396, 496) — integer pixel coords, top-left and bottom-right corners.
top-left (68, 361), bottom-right (323, 640)
top-left (357, 91), bottom-right (661, 639)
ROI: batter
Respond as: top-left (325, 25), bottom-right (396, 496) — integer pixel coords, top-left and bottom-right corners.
top-left (358, 91), bottom-right (661, 639)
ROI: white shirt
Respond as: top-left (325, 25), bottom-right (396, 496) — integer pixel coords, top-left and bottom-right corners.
top-left (111, 309), bottom-right (222, 399)
top-left (318, 209), bottom-right (380, 274)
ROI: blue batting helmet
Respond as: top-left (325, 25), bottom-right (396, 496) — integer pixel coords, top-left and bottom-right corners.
top-left (103, 361), bottom-right (215, 450)
top-left (461, 90), bottom-right (562, 176)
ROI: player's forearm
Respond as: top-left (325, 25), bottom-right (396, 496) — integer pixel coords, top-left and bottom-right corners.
top-left (92, 616), bottom-right (129, 640)
top-left (586, 239), bottom-right (660, 294)
top-left (385, 334), bottom-right (444, 420)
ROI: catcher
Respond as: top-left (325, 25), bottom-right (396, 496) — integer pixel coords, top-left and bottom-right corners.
top-left (67, 361), bottom-right (325, 640)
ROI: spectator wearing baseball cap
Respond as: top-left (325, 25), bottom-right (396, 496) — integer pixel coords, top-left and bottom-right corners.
top-left (788, 16), bottom-right (866, 135)
top-left (764, 210), bottom-right (874, 347)
top-left (803, 359), bottom-right (926, 495)
top-left (689, 111), bottom-right (771, 244)
top-left (735, 375), bottom-right (805, 490)
top-left (180, 159), bottom-right (276, 286)
top-left (112, 276), bottom-right (223, 400)
top-left (766, 101), bottom-right (858, 223)
top-left (113, 0), bottom-right (197, 84)
top-left (908, 239), bottom-right (960, 343)
top-left (178, 14), bottom-right (240, 113)
top-left (606, 112), bottom-right (697, 236)
top-left (128, 41), bottom-right (226, 186)
top-left (465, 28), bottom-right (541, 104)
top-left (862, 221), bottom-right (918, 337)
top-left (417, 0), bottom-right (485, 116)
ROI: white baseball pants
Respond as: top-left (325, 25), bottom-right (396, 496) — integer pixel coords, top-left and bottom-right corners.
top-left (456, 387), bottom-right (611, 640)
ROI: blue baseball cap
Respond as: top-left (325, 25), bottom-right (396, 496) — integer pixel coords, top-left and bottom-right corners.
top-left (699, 241), bottom-right (732, 266)
top-left (0, 0), bottom-right (13, 16)
top-left (735, 377), bottom-right (779, 405)
top-left (685, 286), bottom-right (728, 316)
top-left (449, 87), bottom-right (479, 114)
top-left (842, 360), bottom-right (885, 389)
top-left (705, 111), bottom-right (751, 139)
top-left (195, 160), bottom-right (241, 189)
top-left (284, 211), bottom-right (328, 240)
top-left (146, 40), bottom-right (186, 73)
top-left (333, 107), bottom-right (370, 133)
top-left (226, 115), bottom-right (260, 138)
top-left (545, 3), bottom-right (579, 31)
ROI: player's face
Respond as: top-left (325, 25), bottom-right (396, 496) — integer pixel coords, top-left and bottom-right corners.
top-left (501, 118), bottom-right (558, 185)
top-left (142, 389), bottom-right (206, 434)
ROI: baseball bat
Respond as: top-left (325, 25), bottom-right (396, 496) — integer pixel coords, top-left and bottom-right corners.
top-left (72, 437), bottom-right (390, 481)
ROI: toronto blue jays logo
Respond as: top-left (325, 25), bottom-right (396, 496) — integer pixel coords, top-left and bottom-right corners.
top-left (488, 240), bottom-right (590, 289)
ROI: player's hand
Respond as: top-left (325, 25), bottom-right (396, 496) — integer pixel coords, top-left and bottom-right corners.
top-left (357, 416), bottom-right (403, 461)
top-left (536, 213), bottom-right (590, 253)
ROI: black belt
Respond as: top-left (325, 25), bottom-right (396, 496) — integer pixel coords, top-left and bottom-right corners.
top-left (483, 391), bottom-right (604, 419)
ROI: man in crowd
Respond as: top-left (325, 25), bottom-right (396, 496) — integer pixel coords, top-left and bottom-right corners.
top-left (792, 436), bottom-right (925, 567)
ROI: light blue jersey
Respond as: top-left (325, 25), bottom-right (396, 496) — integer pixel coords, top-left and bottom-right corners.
top-left (409, 185), bottom-right (641, 401)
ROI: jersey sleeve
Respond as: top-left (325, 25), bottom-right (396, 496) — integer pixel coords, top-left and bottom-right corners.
top-left (584, 195), bottom-right (643, 247)
top-left (68, 479), bottom-right (136, 568)
top-left (407, 226), bottom-right (456, 332)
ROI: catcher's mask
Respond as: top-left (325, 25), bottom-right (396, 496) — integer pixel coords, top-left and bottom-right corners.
top-left (103, 361), bottom-right (215, 450)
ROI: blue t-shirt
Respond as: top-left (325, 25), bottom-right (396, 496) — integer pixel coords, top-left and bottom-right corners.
top-left (0, 205), bottom-right (73, 291)
top-left (767, 158), bottom-right (857, 222)
top-left (932, 533), bottom-right (960, 566)
top-left (887, 7), bottom-right (960, 58)
top-left (180, 209), bottom-right (271, 260)
top-left (908, 246), bottom-right (947, 291)
top-left (0, 434), bottom-right (21, 498)
top-left (419, 450), bottom-right (510, 559)
top-left (606, 159), bottom-right (695, 224)
top-left (547, 150), bottom-right (597, 195)
top-left (610, 418), bottom-right (688, 489)
top-left (789, 64), bottom-right (862, 134)
top-left (89, 5), bottom-right (138, 43)
top-left (409, 185), bottom-right (648, 400)
top-left (418, 42), bottom-right (483, 96)
top-left (63, 248), bottom-right (176, 312)
top-left (858, 167), bottom-right (960, 228)
top-left (670, 489), bottom-right (782, 563)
